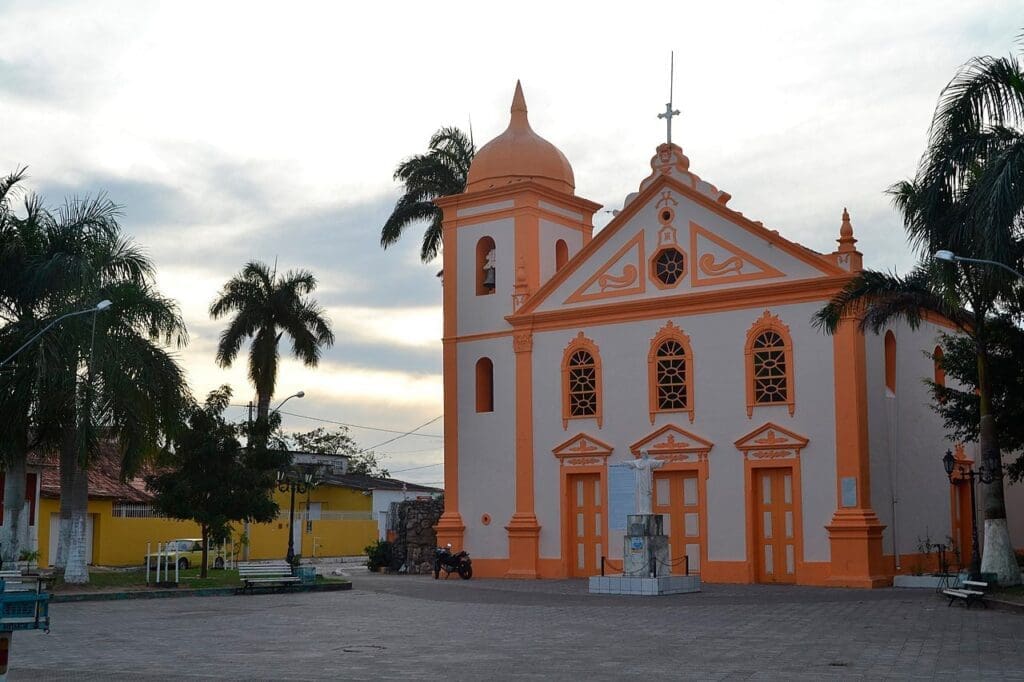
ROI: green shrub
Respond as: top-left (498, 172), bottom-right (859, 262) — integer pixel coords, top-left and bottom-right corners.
top-left (365, 540), bottom-right (393, 572)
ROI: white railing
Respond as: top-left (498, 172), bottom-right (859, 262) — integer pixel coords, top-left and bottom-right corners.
top-left (278, 510), bottom-right (374, 521)
top-left (113, 503), bottom-right (164, 518)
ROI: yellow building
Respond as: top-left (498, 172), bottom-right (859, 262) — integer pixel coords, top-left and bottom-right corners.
top-left (23, 449), bottom-right (438, 568)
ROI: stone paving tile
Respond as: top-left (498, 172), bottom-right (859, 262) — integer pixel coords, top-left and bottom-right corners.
top-left (8, 574), bottom-right (1024, 680)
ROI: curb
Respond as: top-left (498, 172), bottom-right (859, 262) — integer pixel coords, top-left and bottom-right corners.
top-left (50, 581), bottom-right (352, 603)
top-left (987, 597), bottom-right (1024, 614)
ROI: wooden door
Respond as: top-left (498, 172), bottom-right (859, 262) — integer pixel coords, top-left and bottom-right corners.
top-left (753, 468), bottom-right (796, 583)
top-left (653, 471), bottom-right (702, 574)
top-left (568, 473), bottom-right (603, 577)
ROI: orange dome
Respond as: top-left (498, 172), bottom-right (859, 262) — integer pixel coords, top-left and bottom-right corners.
top-left (465, 81), bottom-right (575, 195)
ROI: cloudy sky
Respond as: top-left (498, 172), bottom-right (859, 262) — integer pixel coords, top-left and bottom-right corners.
top-left (1, 1), bottom-right (1019, 485)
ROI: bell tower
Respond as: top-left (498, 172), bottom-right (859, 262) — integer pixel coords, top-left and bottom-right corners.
top-left (434, 83), bottom-right (600, 575)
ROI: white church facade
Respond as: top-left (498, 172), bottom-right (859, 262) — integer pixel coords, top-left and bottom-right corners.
top-left (434, 83), bottom-right (1023, 586)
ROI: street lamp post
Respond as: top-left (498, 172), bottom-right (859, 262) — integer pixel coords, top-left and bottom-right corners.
top-left (942, 449), bottom-right (1002, 578)
top-left (0, 300), bottom-right (113, 369)
top-left (277, 466), bottom-right (318, 568)
top-left (933, 250), bottom-right (1024, 280)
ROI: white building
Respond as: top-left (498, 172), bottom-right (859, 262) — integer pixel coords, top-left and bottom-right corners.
top-left (433, 82), bottom-right (1023, 585)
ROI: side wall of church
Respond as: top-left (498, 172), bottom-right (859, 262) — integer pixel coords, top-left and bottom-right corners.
top-left (865, 318), bottom-right (976, 562)
top-left (530, 300), bottom-right (838, 569)
top-left (457, 336), bottom-right (516, 558)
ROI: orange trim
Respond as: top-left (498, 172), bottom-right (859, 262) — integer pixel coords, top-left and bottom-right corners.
top-left (555, 239), bottom-right (568, 271)
top-left (436, 209), bottom-right (464, 547)
top-left (744, 311), bottom-right (796, 418)
top-left (560, 463), bottom-right (608, 578)
top-left (513, 172), bottom-right (842, 317)
top-left (689, 221), bottom-right (784, 288)
top-left (561, 332), bottom-right (603, 429)
top-left (510, 274), bottom-right (850, 333)
top-left (507, 330), bottom-right (540, 578)
top-left (436, 177), bottom-right (602, 216)
top-left (826, 313), bottom-right (888, 587)
top-left (552, 432), bottom-right (614, 464)
top-left (630, 424), bottom-right (713, 460)
top-left (648, 245), bottom-right (687, 291)
top-left (565, 232), bottom-right (646, 304)
top-left (647, 322), bottom-right (695, 424)
top-left (734, 422), bottom-right (809, 457)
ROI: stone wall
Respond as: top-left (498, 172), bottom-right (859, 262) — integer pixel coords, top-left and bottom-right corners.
top-left (391, 497), bottom-right (443, 574)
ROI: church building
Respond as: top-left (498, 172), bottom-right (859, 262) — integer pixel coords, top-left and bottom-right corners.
top-left (434, 82), bottom-right (1021, 586)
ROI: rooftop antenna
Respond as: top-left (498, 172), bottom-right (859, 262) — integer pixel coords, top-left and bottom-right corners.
top-left (657, 51), bottom-right (681, 145)
top-left (468, 114), bottom-right (475, 149)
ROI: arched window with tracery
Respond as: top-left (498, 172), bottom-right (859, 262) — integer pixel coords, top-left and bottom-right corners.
top-left (745, 311), bottom-right (795, 417)
top-left (562, 332), bottom-right (602, 429)
top-left (647, 321), bottom-right (694, 423)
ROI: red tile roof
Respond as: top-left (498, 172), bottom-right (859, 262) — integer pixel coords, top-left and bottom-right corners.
top-left (30, 445), bottom-right (152, 503)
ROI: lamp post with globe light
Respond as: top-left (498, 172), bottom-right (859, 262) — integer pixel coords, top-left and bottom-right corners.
top-left (933, 250), bottom-right (1024, 280)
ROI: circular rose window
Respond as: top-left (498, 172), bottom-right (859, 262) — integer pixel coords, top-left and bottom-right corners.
top-left (654, 248), bottom-right (686, 286)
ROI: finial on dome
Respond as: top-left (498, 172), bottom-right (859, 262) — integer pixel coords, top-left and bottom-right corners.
top-left (509, 80), bottom-right (529, 130)
top-left (837, 207), bottom-right (857, 252)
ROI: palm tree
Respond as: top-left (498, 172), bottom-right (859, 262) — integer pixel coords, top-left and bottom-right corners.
top-left (380, 127), bottom-right (475, 262)
top-left (210, 262), bottom-right (335, 427)
top-left (815, 46), bottom-right (1024, 585)
top-left (10, 190), bottom-right (190, 584)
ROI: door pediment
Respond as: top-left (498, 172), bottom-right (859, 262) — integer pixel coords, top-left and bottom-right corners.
top-left (629, 424), bottom-right (713, 463)
top-left (734, 422), bottom-right (809, 460)
top-left (552, 432), bottom-right (614, 466)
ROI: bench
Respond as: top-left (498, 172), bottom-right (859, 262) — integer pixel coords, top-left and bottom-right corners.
top-left (237, 561), bottom-right (301, 593)
top-left (943, 579), bottom-right (988, 609)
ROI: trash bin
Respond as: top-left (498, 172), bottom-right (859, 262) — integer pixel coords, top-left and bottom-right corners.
top-left (296, 566), bottom-right (316, 584)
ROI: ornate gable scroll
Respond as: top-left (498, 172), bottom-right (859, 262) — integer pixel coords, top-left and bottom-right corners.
top-left (734, 422), bottom-right (809, 461)
top-left (629, 424), bottom-right (713, 464)
top-left (552, 433), bottom-right (614, 467)
top-left (565, 232), bottom-right (645, 304)
top-left (689, 222), bottom-right (784, 288)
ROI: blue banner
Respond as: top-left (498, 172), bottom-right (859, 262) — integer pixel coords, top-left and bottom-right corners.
top-left (608, 464), bottom-right (634, 531)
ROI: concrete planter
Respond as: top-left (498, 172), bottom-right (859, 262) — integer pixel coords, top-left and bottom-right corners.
top-left (892, 574), bottom-right (958, 589)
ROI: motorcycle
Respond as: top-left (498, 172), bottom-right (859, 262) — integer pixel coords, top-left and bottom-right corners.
top-left (433, 543), bottom-right (473, 580)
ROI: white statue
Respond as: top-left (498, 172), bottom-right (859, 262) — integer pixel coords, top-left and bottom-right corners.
top-left (625, 452), bottom-right (664, 515)
top-left (483, 248), bottom-right (497, 271)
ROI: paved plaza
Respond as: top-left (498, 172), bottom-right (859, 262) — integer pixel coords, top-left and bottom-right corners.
top-left (9, 572), bottom-right (1024, 680)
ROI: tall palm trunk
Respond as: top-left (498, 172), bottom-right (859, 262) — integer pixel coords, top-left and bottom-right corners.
top-left (63, 461), bottom-right (90, 584)
top-left (1, 451), bottom-right (29, 567)
top-left (976, 349), bottom-right (1020, 584)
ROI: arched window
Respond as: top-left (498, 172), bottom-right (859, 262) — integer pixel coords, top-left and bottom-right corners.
top-left (555, 239), bottom-right (568, 271)
top-left (884, 331), bottom-right (896, 395)
top-left (475, 357), bottom-right (493, 413)
top-left (647, 321), bottom-right (694, 423)
top-left (933, 346), bottom-right (945, 388)
top-left (562, 332), bottom-right (602, 429)
top-left (476, 236), bottom-right (496, 296)
top-left (745, 311), bottom-right (795, 417)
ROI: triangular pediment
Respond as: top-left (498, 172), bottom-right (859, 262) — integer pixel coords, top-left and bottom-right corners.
top-left (513, 152), bottom-right (844, 317)
top-left (552, 433), bottom-right (614, 463)
top-left (734, 422), bottom-right (809, 459)
top-left (629, 424), bottom-right (714, 457)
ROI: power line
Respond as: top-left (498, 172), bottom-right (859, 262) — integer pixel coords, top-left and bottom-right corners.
top-left (362, 415), bottom-right (444, 451)
top-left (388, 462), bottom-right (443, 474)
top-left (226, 403), bottom-right (443, 438)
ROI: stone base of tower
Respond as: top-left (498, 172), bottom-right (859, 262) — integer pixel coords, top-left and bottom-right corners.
top-left (434, 511), bottom-right (465, 550)
top-left (505, 513), bottom-right (541, 579)
top-left (825, 509), bottom-right (890, 588)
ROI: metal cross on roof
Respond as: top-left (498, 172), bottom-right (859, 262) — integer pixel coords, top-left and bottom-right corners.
top-left (657, 51), bottom-right (680, 144)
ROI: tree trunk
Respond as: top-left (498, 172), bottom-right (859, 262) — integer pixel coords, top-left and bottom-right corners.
top-left (976, 349), bottom-right (1020, 585)
top-left (62, 461), bottom-right (90, 584)
top-left (1, 454), bottom-right (28, 567)
top-left (54, 424), bottom-right (77, 572)
top-left (200, 523), bottom-right (209, 579)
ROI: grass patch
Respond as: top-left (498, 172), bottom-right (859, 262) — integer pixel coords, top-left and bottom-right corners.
top-left (50, 567), bottom-right (347, 591)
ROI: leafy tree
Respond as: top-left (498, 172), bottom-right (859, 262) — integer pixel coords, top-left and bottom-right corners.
top-left (0, 176), bottom-right (189, 583)
top-left (209, 262), bottom-right (334, 431)
top-left (380, 127), bottom-right (475, 262)
top-left (286, 426), bottom-right (389, 477)
top-left (816, 42), bottom-right (1024, 584)
top-left (147, 386), bottom-right (286, 578)
top-left (928, 320), bottom-right (1024, 482)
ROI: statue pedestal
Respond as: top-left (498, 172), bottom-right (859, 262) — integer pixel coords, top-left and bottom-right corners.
top-left (623, 514), bottom-right (670, 577)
